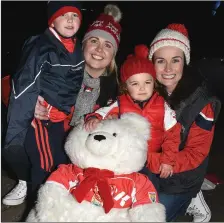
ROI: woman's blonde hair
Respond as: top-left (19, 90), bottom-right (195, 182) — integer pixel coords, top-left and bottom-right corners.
top-left (107, 56), bottom-right (120, 87)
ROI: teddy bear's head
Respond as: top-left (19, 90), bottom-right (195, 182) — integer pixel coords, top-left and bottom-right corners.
top-left (65, 113), bottom-right (150, 174)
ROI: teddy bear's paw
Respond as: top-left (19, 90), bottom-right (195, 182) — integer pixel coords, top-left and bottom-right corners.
top-left (129, 203), bottom-right (166, 222)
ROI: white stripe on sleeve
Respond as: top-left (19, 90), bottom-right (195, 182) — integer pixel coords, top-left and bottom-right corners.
top-left (95, 101), bottom-right (118, 119)
top-left (164, 102), bottom-right (177, 131)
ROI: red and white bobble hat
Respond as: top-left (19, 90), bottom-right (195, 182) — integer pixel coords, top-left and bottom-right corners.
top-left (83, 4), bottom-right (122, 54)
top-left (149, 23), bottom-right (191, 65)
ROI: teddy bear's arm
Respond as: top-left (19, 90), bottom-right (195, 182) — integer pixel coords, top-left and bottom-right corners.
top-left (29, 182), bottom-right (71, 222)
top-left (129, 203), bottom-right (166, 222)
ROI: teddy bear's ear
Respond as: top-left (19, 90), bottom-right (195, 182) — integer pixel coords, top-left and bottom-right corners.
top-left (120, 113), bottom-right (151, 140)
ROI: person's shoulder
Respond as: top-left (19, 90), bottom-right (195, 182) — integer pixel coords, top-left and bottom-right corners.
top-left (151, 92), bottom-right (165, 105)
top-left (16, 32), bottom-right (49, 67)
top-left (195, 103), bottom-right (214, 131)
top-left (22, 34), bottom-right (42, 51)
top-left (200, 103), bottom-right (214, 120)
top-left (22, 30), bottom-right (55, 54)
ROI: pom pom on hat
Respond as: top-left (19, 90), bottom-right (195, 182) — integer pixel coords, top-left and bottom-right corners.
top-left (120, 44), bottom-right (156, 83)
top-left (135, 44), bottom-right (149, 59)
top-left (167, 23), bottom-right (189, 38)
top-left (104, 4), bottom-right (122, 22)
top-left (83, 4), bottom-right (122, 53)
top-left (149, 23), bottom-right (190, 64)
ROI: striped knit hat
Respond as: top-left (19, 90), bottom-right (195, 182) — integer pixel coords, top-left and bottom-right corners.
top-left (149, 23), bottom-right (190, 64)
top-left (83, 4), bottom-right (122, 54)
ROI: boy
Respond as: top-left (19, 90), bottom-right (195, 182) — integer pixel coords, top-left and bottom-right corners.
top-left (3, 1), bottom-right (85, 205)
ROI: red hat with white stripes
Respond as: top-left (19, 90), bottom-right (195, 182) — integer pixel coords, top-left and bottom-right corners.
top-left (83, 4), bottom-right (122, 54)
top-left (149, 23), bottom-right (190, 65)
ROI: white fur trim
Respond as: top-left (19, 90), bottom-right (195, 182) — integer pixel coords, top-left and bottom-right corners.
top-left (149, 28), bottom-right (190, 64)
top-left (95, 101), bottom-right (118, 118)
top-left (129, 203), bottom-right (166, 222)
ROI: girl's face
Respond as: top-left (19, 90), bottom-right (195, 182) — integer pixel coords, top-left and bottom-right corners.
top-left (83, 36), bottom-right (115, 78)
top-left (52, 12), bottom-right (81, 37)
top-left (153, 46), bottom-right (185, 94)
top-left (126, 73), bottom-right (154, 102)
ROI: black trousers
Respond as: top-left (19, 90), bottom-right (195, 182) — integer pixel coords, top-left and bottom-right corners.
top-left (3, 119), bottom-right (70, 193)
top-left (3, 144), bottom-right (31, 181)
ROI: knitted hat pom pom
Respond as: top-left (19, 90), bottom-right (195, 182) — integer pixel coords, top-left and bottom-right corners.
top-left (104, 4), bottom-right (122, 22)
top-left (134, 44), bottom-right (149, 59)
top-left (167, 23), bottom-right (189, 38)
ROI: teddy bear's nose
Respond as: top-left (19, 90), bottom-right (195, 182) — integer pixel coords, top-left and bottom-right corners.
top-left (94, 135), bottom-right (106, 141)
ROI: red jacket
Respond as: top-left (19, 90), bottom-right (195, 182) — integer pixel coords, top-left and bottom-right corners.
top-left (148, 103), bottom-right (215, 174)
top-left (86, 93), bottom-right (181, 169)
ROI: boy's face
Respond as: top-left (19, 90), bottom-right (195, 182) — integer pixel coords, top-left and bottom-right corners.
top-left (126, 73), bottom-right (154, 102)
top-left (51, 12), bottom-right (81, 38)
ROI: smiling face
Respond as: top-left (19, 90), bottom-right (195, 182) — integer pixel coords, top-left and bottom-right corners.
top-left (126, 73), bottom-right (154, 101)
top-left (83, 36), bottom-right (115, 78)
top-left (153, 46), bottom-right (185, 94)
top-left (51, 12), bottom-right (81, 37)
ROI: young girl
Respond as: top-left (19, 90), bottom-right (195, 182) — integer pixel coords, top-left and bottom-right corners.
top-left (85, 44), bottom-right (182, 185)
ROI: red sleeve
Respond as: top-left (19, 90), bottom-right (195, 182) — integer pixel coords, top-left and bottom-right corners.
top-left (147, 103), bottom-right (215, 174)
top-left (1, 75), bottom-right (11, 107)
top-left (147, 123), bottom-right (181, 173)
top-left (147, 152), bottom-right (161, 174)
top-left (160, 122), bottom-right (181, 166)
top-left (133, 173), bottom-right (159, 207)
top-left (46, 164), bottom-right (78, 190)
top-left (173, 103), bottom-right (215, 173)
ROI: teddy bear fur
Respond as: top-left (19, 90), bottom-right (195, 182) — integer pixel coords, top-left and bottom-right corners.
top-left (26, 113), bottom-right (166, 222)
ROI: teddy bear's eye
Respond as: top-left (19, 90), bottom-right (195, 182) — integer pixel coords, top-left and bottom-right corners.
top-left (113, 133), bottom-right (117, 137)
top-left (88, 133), bottom-right (92, 137)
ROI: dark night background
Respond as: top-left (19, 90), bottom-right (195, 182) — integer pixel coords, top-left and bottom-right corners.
top-left (1, 2), bottom-right (224, 221)
top-left (1, 1), bottom-right (224, 75)
top-left (1, 0), bottom-right (224, 147)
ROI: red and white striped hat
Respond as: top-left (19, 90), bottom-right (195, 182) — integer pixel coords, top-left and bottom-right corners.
top-left (83, 4), bottom-right (122, 54)
top-left (149, 23), bottom-right (190, 65)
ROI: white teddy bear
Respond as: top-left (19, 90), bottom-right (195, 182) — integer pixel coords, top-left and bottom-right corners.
top-left (27, 113), bottom-right (165, 222)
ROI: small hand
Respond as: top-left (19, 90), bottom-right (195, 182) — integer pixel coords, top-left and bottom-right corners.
top-left (105, 114), bottom-right (118, 120)
top-left (84, 118), bottom-right (101, 132)
top-left (34, 95), bottom-right (49, 120)
top-left (159, 163), bottom-right (173, 178)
